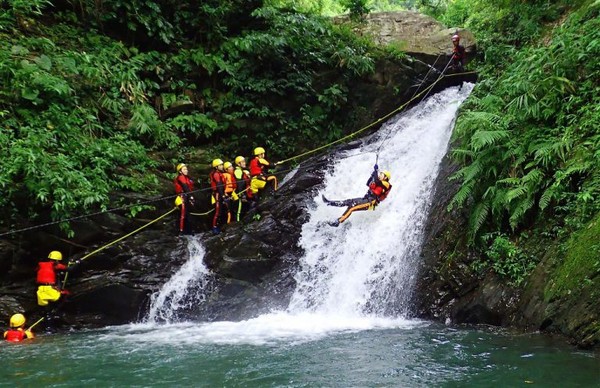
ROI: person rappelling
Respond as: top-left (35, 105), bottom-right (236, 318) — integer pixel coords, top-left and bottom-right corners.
top-left (323, 164), bottom-right (392, 227)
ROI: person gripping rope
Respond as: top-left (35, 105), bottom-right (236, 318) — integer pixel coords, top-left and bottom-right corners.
top-left (323, 165), bottom-right (392, 227)
top-left (36, 250), bottom-right (73, 307)
top-left (173, 163), bottom-right (196, 235)
top-left (4, 314), bottom-right (34, 342)
top-left (249, 147), bottom-right (278, 200)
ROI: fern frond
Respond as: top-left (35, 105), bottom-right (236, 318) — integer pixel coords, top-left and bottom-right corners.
top-left (469, 201), bottom-right (490, 238)
top-left (470, 130), bottom-right (510, 151)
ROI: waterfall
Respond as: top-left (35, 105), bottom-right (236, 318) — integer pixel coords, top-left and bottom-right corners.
top-left (147, 238), bottom-right (213, 322)
top-left (288, 84), bottom-right (473, 317)
top-left (147, 84), bottom-right (473, 325)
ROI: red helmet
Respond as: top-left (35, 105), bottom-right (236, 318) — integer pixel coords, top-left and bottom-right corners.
top-left (451, 34), bottom-right (460, 42)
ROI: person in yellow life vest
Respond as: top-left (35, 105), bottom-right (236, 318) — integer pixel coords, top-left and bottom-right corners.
top-left (322, 165), bottom-right (392, 227)
top-left (209, 158), bottom-right (226, 234)
top-left (248, 147), bottom-right (278, 200)
top-left (233, 156), bottom-right (255, 221)
top-left (36, 250), bottom-right (75, 307)
top-left (4, 314), bottom-right (35, 342)
top-left (222, 161), bottom-right (238, 224)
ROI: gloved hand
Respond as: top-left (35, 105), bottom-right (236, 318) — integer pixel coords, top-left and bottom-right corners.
top-left (69, 259), bottom-right (81, 267)
top-left (374, 164), bottom-right (378, 170)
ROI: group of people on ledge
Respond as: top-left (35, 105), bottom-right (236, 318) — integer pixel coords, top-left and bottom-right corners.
top-left (5, 250), bottom-right (78, 342)
top-left (174, 146), bottom-right (278, 235)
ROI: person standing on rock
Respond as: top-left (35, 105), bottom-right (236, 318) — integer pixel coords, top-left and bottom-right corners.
top-left (249, 147), bottom-right (278, 201)
top-left (234, 156), bottom-right (255, 221)
top-left (322, 165), bottom-right (392, 227)
top-left (223, 161), bottom-right (238, 224)
top-left (209, 158), bottom-right (226, 234)
top-left (174, 163), bottom-right (196, 235)
top-left (4, 314), bottom-right (34, 342)
top-left (449, 34), bottom-right (466, 73)
top-left (36, 250), bottom-right (70, 307)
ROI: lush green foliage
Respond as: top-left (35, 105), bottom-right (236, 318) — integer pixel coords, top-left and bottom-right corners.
top-left (435, 0), bottom-right (599, 284)
top-left (448, 1), bottom-right (599, 239)
top-left (471, 233), bottom-right (536, 286)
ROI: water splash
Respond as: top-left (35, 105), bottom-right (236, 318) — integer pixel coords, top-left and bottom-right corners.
top-left (147, 238), bottom-right (213, 322)
top-left (289, 84), bottom-right (474, 317)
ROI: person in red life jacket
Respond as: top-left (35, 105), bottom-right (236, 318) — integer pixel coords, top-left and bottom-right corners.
top-left (36, 250), bottom-right (75, 307)
top-left (322, 165), bottom-right (392, 227)
top-left (222, 161), bottom-right (238, 224)
top-left (173, 163), bottom-right (196, 235)
top-left (4, 314), bottom-right (34, 342)
top-left (449, 34), bottom-right (466, 73)
top-left (233, 156), bottom-right (255, 221)
top-left (249, 147), bottom-right (278, 200)
top-left (209, 158), bottom-right (226, 234)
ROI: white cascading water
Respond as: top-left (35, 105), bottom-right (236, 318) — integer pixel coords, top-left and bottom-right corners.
top-left (147, 238), bottom-right (213, 322)
top-left (290, 84), bottom-right (473, 317)
top-left (124, 84), bottom-right (473, 344)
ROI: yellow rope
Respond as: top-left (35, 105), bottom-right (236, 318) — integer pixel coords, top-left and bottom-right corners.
top-left (62, 207), bottom-right (177, 287)
top-left (276, 71), bottom-right (477, 165)
top-left (27, 317), bottom-right (45, 331)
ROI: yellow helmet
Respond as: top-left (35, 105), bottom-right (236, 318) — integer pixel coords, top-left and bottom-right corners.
top-left (254, 147), bottom-right (265, 156)
top-left (174, 196), bottom-right (183, 207)
top-left (10, 313), bottom-right (25, 328)
top-left (176, 163), bottom-right (186, 172)
top-left (223, 161), bottom-right (233, 170)
top-left (382, 171), bottom-right (391, 180)
top-left (48, 251), bottom-right (63, 261)
top-left (234, 156), bottom-right (245, 165)
top-left (211, 159), bottom-right (224, 168)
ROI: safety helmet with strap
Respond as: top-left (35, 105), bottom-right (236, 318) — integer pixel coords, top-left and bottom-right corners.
top-left (212, 159), bottom-right (224, 168)
top-left (382, 171), bottom-right (391, 180)
top-left (176, 163), bottom-right (186, 172)
top-left (235, 156), bottom-right (245, 165)
top-left (223, 161), bottom-right (233, 170)
top-left (254, 147), bottom-right (265, 156)
top-left (10, 313), bottom-right (25, 328)
top-left (48, 251), bottom-right (62, 261)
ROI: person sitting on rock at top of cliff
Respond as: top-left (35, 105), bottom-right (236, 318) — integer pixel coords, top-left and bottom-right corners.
top-left (322, 164), bottom-right (392, 227)
top-left (36, 250), bottom-right (77, 307)
top-left (4, 313), bottom-right (35, 342)
top-left (174, 163), bottom-right (196, 235)
top-left (249, 147), bottom-right (278, 201)
top-left (449, 33), bottom-right (466, 73)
